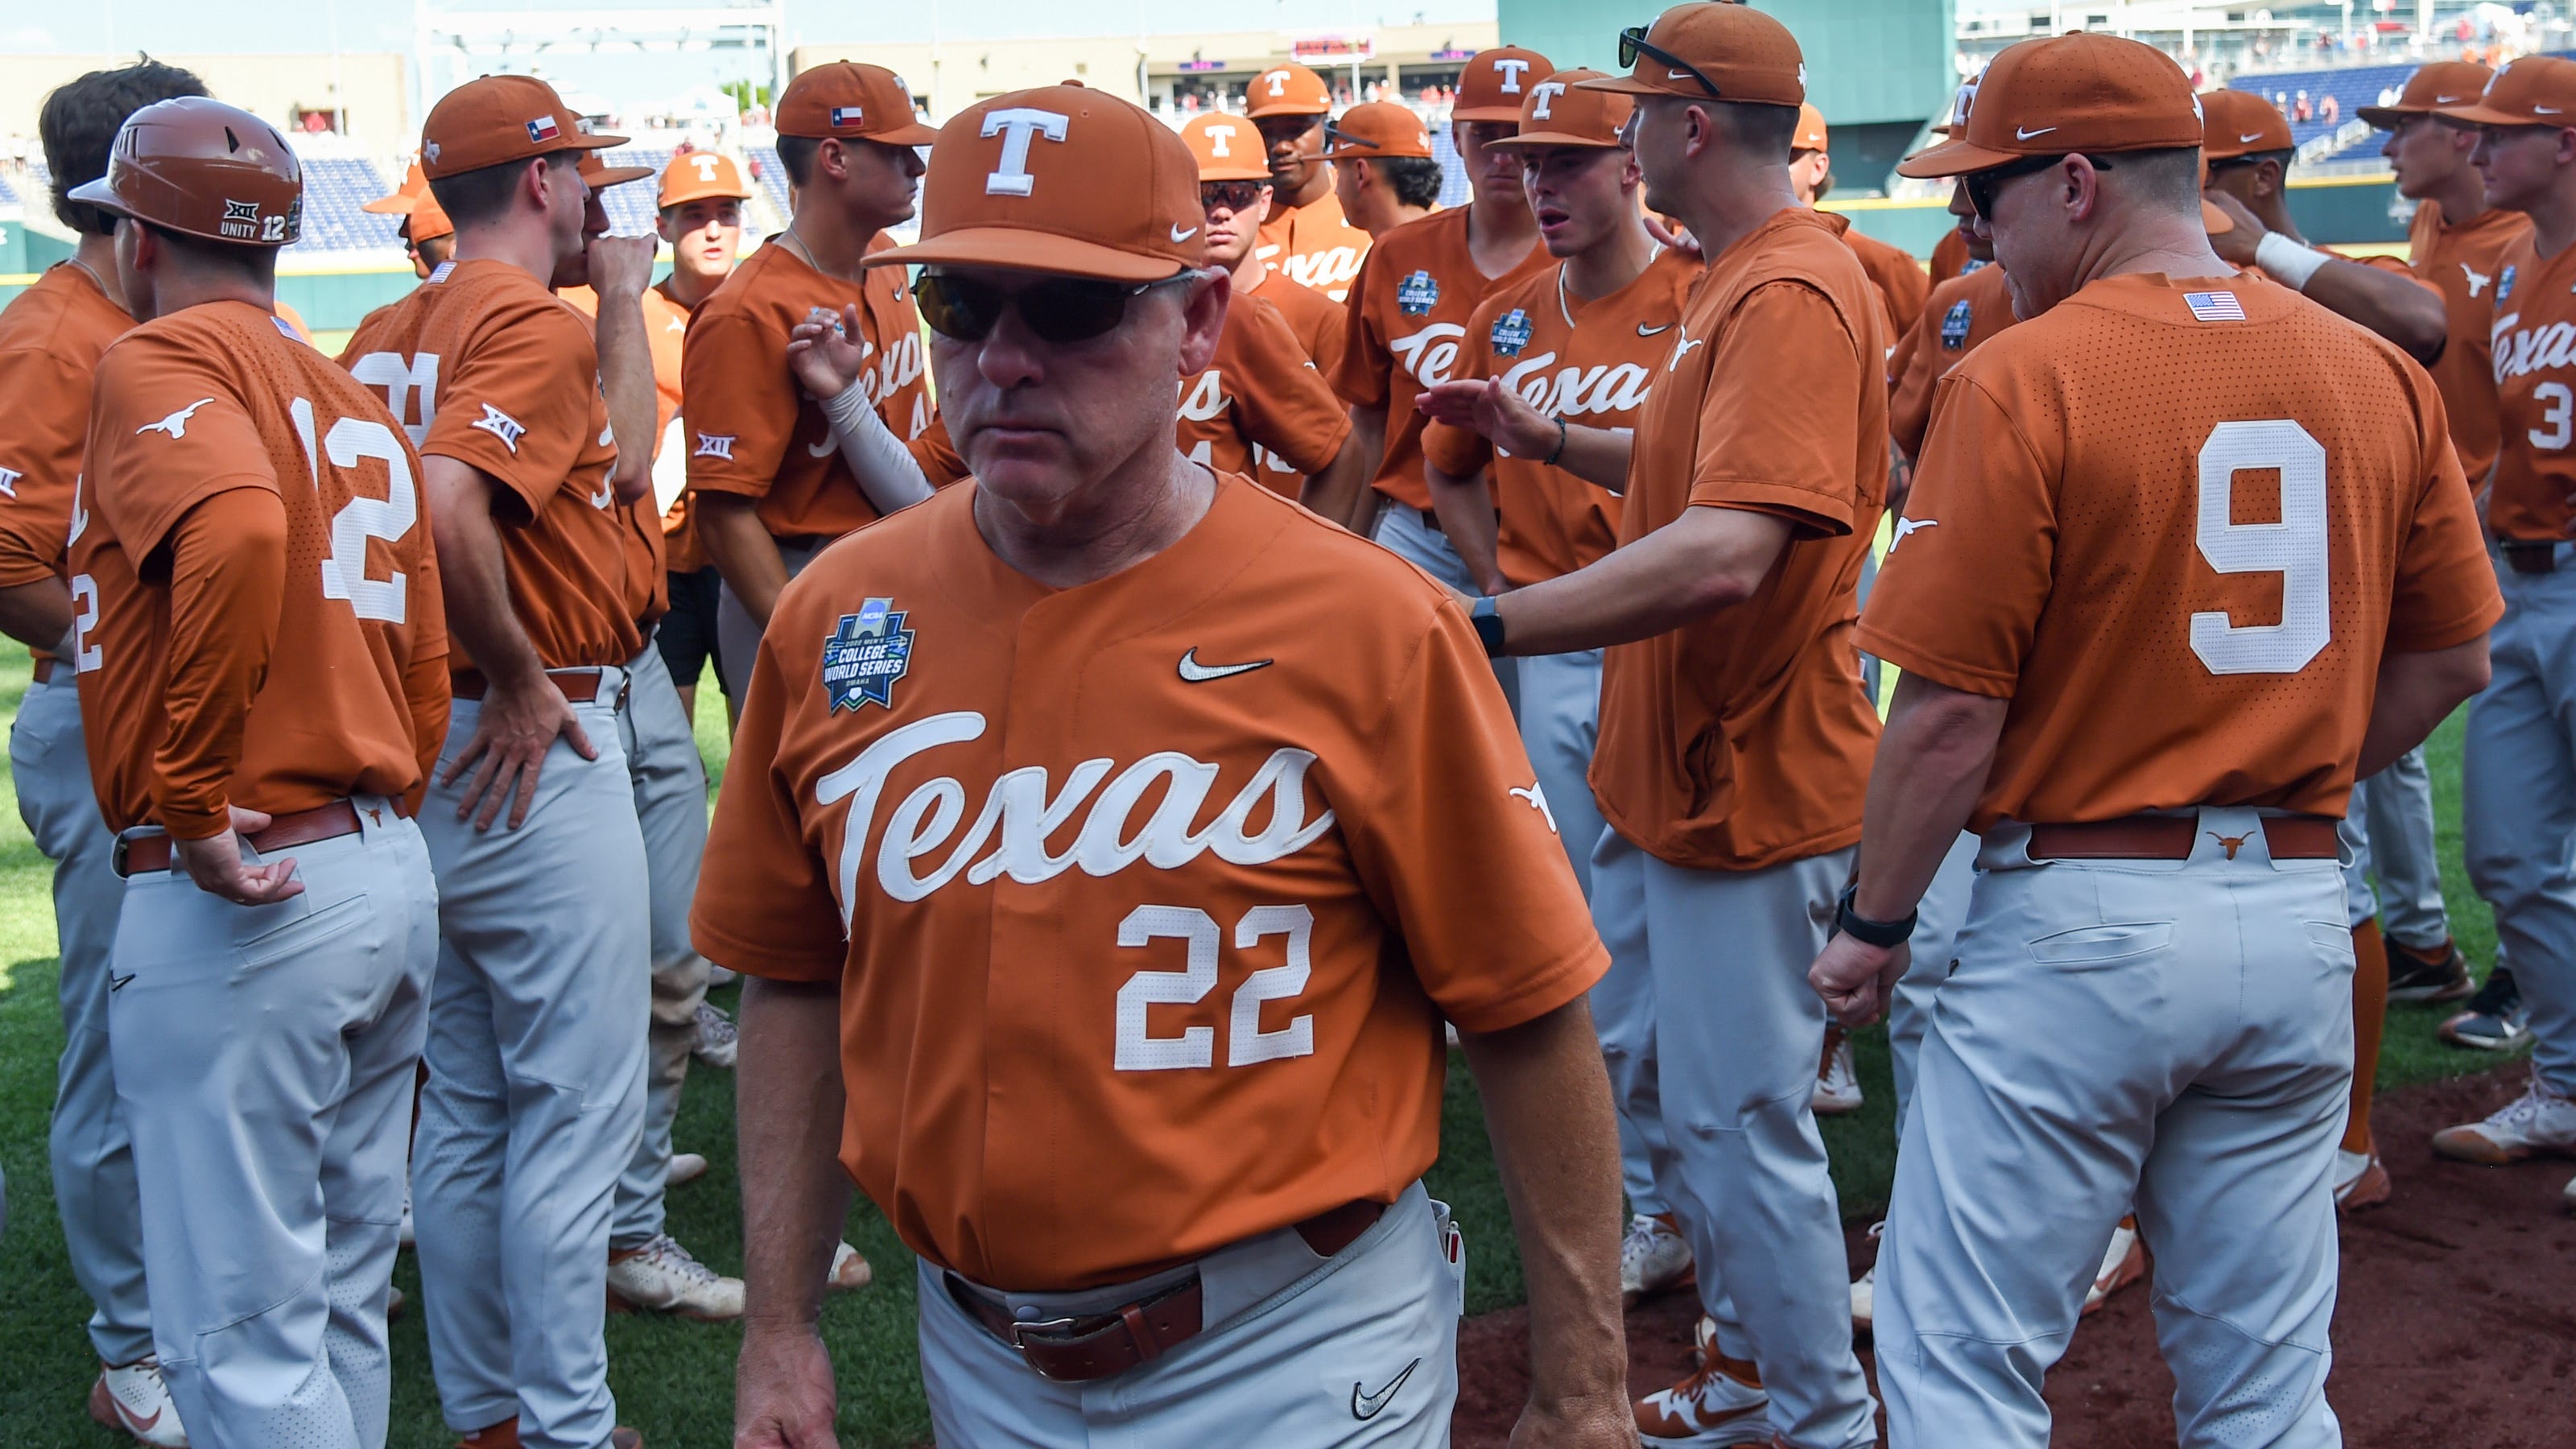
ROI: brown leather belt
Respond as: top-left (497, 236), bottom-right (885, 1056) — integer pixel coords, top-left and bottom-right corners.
top-left (946, 1199), bottom-right (1385, 1382)
top-left (2502, 541), bottom-right (2562, 575)
top-left (114, 799), bottom-right (402, 877)
top-left (2026, 814), bottom-right (2339, 862)
top-left (30, 657), bottom-right (56, 683)
top-left (450, 667), bottom-right (622, 705)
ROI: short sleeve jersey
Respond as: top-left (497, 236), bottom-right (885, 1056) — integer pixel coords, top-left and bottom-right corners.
top-left (2406, 199), bottom-right (2530, 485)
top-left (1837, 220), bottom-right (1932, 339)
top-left (691, 475), bottom-right (1606, 1292)
top-left (1175, 291), bottom-right (1352, 496)
top-left (77, 302), bottom-right (448, 832)
top-left (2484, 233), bottom-right (2576, 542)
top-left (1335, 208), bottom-right (1553, 510)
top-left (1255, 191), bottom-right (1373, 302)
top-left (0, 266), bottom-right (130, 658)
top-left (1889, 263), bottom-right (2017, 460)
top-left (1861, 274), bottom-right (2502, 828)
top-left (1929, 227), bottom-right (1983, 287)
top-left (344, 259), bottom-right (640, 671)
top-left (1239, 268), bottom-right (1348, 496)
top-left (682, 234), bottom-right (960, 543)
top-left (1421, 249), bottom-right (1700, 585)
top-left (1589, 208), bottom-right (1891, 873)
top-left (558, 282), bottom-right (680, 626)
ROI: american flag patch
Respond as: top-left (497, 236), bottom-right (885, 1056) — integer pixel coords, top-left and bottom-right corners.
top-left (271, 316), bottom-right (303, 343)
top-left (2184, 291), bottom-right (2246, 322)
top-left (829, 105), bottom-right (866, 128)
top-left (526, 115), bottom-right (562, 143)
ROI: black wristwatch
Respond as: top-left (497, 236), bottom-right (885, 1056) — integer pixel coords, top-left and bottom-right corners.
top-left (1833, 882), bottom-right (1916, 948)
top-left (1470, 595), bottom-right (1507, 658)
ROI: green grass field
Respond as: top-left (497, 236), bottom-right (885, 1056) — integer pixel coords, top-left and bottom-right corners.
top-left (0, 637), bottom-right (2520, 1446)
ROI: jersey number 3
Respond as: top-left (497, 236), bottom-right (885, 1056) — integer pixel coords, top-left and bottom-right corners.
top-left (2191, 419), bottom-right (2329, 676)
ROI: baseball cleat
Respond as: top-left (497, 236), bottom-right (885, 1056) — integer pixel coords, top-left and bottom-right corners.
top-left (2437, 967), bottom-right (2533, 1052)
top-left (1620, 1212), bottom-right (1695, 1307)
top-left (1812, 1026), bottom-right (1863, 1116)
top-left (691, 1001), bottom-right (738, 1069)
top-left (666, 1150), bottom-right (708, 1187)
top-left (1850, 1221), bottom-right (1883, 1334)
top-left (89, 1356), bottom-right (188, 1447)
top-left (2332, 1150), bottom-right (2391, 1212)
top-left (455, 1418), bottom-right (642, 1449)
top-left (828, 1240), bottom-right (874, 1291)
top-left (2082, 1216), bottom-right (2145, 1316)
top-left (606, 1234), bottom-right (746, 1320)
top-left (1635, 1342), bottom-right (1773, 1446)
top-left (398, 1184), bottom-right (415, 1249)
top-left (387, 1284), bottom-right (406, 1320)
top-left (2384, 937), bottom-right (2473, 1003)
top-left (706, 964), bottom-right (740, 989)
top-left (2430, 1073), bottom-right (2576, 1165)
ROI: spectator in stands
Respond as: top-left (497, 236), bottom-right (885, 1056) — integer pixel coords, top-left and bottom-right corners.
top-left (2296, 90), bottom-right (2314, 122)
top-left (2323, 93), bottom-right (2341, 126)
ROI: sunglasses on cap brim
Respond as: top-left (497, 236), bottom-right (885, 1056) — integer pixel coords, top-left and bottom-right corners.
top-left (1320, 121), bottom-right (1382, 152)
top-left (1617, 27), bottom-right (1723, 100)
top-left (913, 270), bottom-right (1195, 345)
top-left (1964, 151), bottom-right (2117, 219)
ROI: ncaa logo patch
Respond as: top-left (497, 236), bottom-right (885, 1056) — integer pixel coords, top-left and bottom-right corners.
top-left (823, 598), bottom-right (915, 712)
top-left (1489, 308), bottom-right (1535, 357)
top-left (1961, 257), bottom-right (1988, 274)
top-left (1939, 299), bottom-right (1973, 351)
top-left (1397, 270), bottom-right (1439, 316)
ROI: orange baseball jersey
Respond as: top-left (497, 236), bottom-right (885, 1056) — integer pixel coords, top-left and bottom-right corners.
top-left (682, 234), bottom-right (963, 541)
top-left (1589, 208), bottom-right (1891, 872)
top-left (76, 301), bottom-right (449, 836)
top-left (2487, 231), bottom-right (2576, 541)
top-left (1928, 226), bottom-right (1981, 287)
top-left (1257, 189), bottom-right (1373, 302)
top-left (691, 474), bottom-right (1606, 1291)
top-left (1862, 273), bottom-right (2501, 828)
top-left (2407, 197), bottom-right (2530, 484)
top-left (342, 258), bottom-right (643, 672)
top-left (559, 281), bottom-right (694, 623)
top-left (1889, 263), bottom-right (2016, 460)
top-left (1335, 208), bottom-right (1554, 510)
top-left (1176, 291), bottom-right (1351, 495)
top-left (0, 264), bottom-right (131, 664)
top-left (1421, 250), bottom-right (1700, 585)
top-left (1822, 213), bottom-right (1931, 338)
top-left (1239, 266), bottom-right (1348, 493)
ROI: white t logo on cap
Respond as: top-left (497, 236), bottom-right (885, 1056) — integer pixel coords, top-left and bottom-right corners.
top-left (1494, 58), bottom-right (1531, 94)
top-left (1209, 126), bottom-right (1233, 158)
top-left (1265, 71), bottom-right (1289, 97)
top-left (691, 154), bottom-right (721, 180)
top-left (1530, 80), bottom-right (1566, 121)
top-left (982, 108), bottom-right (1071, 197)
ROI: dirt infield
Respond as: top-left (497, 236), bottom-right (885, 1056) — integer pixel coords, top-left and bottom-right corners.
top-left (1452, 1063), bottom-right (2576, 1447)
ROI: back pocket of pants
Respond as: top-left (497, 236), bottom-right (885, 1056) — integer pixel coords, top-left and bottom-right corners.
top-left (239, 894), bottom-right (374, 970)
top-left (2027, 922), bottom-right (2174, 966)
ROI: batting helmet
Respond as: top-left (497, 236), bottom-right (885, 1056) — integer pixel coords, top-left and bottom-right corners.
top-left (67, 96), bottom-right (302, 246)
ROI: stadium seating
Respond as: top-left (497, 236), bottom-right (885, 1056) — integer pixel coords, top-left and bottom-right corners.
top-left (1429, 126), bottom-right (1472, 210)
top-left (597, 147), bottom-right (674, 236)
top-left (0, 172), bottom-right (18, 206)
top-left (2232, 51), bottom-right (2576, 163)
top-left (745, 145), bottom-right (794, 228)
top-left (287, 157), bottom-right (402, 253)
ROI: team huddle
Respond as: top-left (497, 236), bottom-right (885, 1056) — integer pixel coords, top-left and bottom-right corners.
top-left (3, 2), bottom-right (2571, 1446)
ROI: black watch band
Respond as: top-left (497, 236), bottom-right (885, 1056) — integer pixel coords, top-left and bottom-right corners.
top-left (1470, 596), bottom-right (1507, 658)
top-left (1834, 882), bottom-right (1916, 948)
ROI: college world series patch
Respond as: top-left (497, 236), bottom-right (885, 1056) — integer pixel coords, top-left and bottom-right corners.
top-left (823, 598), bottom-right (914, 712)
top-left (1490, 308), bottom-right (1534, 357)
top-left (1397, 269), bottom-right (1440, 316)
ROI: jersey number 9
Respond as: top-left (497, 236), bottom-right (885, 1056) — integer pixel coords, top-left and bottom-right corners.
top-left (2191, 419), bottom-right (2329, 677)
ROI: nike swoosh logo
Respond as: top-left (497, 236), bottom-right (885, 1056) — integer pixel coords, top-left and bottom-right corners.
top-left (2541, 105), bottom-right (2567, 115)
top-left (2016, 125), bottom-right (2056, 140)
top-left (1171, 224), bottom-right (1199, 242)
top-left (2239, 131), bottom-right (2266, 143)
top-left (1352, 1358), bottom-right (1422, 1421)
top-left (1637, 322), bottom-right (1672, 336)
top-left (110, 972), bottom-right (135, 993)
top-left (1177, 648), bottom-right (1273, 683)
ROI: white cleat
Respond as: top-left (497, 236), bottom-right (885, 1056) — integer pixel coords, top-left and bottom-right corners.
top-left (1620, 1212), bottom-right (1695, 1307)
top-left (1851, 1221), bottom-right (1884, 1333)
top-left (607, 1234), bottom-right (745, 1320)
top-left (828, 1240), bottom-right (874, 1291)
top-left (90, 1356), bottom-right (188, 1447)
top-left (2082, 1216), bottom-right (2147, 1316)
top-left (691, 1001), bottom-right (739, 1069)
top-left (1634, 1340), bottom-right (1772, 1447)
top-left (398, 1183), bottom-right (415, 1249)
top-left (2431, 1073), bottom-right (2576, 1165)
top-left (666, 1151), bottom-right (708, 1187)
top-left (706, 964), bottom-right (741, 989)
top-left (1812, 1026), bottom-right (1863, 1116)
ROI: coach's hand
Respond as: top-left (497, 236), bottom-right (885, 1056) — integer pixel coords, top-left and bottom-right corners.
top-left (174, 806), bottom-right (306, 906)
top-left (1513, 1389), bottom-right (1640, 1447)
top-left (736, 1323), bottom-right (841, 1448)
top-left (786, 304), bottom-right (871, 400)
top-left (444, 672), bottom-right (596, 832)
top-left (1812, 932), bottom-right (1908, 1029)
top-left (588, 231), bottom-right (658, 301)
top-left (1418, 378), bottom-right (1557, 460)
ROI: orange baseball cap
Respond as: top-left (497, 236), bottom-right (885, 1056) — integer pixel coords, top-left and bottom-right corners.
top-left (660, 149), bottom-right (753, 206)
top-left (410, 188), bottom-right (455, 244)
top-left (1794, 101), bottom-right (1829, 152)
top-left (777, 62), bottom-right (939, 144)
top-left (2200, 89), bottom-right (2293, 161)
top-left (866, 85), bottom-right (1202, 283)
top-left (2434, 55), bottom-right (2576, 128)
top-left (582, 150), bottom-right (652, 190)
top-left (420, 75), bottom-right (624, 180)
top-left (1324, 101), bottom-right (1435, 160)
top-left (1899, 34), bottom-right (2199, 177)
top-left (1453, 47), bottom-right (1558, 123)
top-left (1578, 4), bottom-right (1804, 108)
top-left (1181, 114), bottom-right (1271, 181)
top-left (1488, 70), bottom-right (1632, 151)
top-left (2358, 60), bottom-right (2493, 128)
top-left (365, 159), bottom-right (430, 215)
top-left (1247, 62), bottom-right (1331, 119)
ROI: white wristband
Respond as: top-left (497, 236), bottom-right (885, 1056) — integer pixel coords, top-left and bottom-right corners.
top-left (2254, 231), bottom-right (2331, 292)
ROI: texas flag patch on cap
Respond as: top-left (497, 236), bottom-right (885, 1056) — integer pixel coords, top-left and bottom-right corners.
top-left (830, 105), bottom-right (866, 128)
top-left (526, 114), bottom-right (563, 144)
top-left (2184, 291), bottom-right (2247, 322)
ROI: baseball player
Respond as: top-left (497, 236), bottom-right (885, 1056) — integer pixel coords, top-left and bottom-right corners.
top-left (365, 160), bottom-right (459, 280)
top-left (0, 57), bottom-right (205, 1449)
top-left (1460, 9), bottom-right (1889, 1443)
top-left (710, 84), bottom-right (1633, 1449)
top-left (1327, 101), bottom-right (1446, 238)
top-left (1248, 61), bottom-right (1376, 300)
top-left (68, 96), bottom-right (451, 1448)
top-left (1887, 183), bottom-right (2009, 463)
top-left (686, 62), bottom-right (959, 712)
top-left (1323, 47), bottom-right (1554, 572)
top-left (1926, 225), bottom-right (1979, 287)
top-left (1411, 69), bottom-right (1705, 1313)
top-left (1835, 34), bottom-right (2500, 1446)
top-left (2430, 59), bottom-right (2576, 1216)
top-left (1791, 103), bottom-right (1930, 337)
top-left (341, 74), bottom-right (658, 1449)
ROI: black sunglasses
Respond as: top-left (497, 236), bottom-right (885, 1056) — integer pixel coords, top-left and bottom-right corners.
top-left (1618, 26), bottom-right (1722, 100)
top-left (1199, 180), bottom-right (1270, 213)
top-left (913, 270), bottom-right (1193, 345)
top-left (1963, 151), bottom-right (2117, 219)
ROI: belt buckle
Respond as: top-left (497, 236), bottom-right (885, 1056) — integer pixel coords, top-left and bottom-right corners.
top-left (1004, 1314), bottom-right (1088, 1379)
top-left (109, 834), bottom-right (131, 879)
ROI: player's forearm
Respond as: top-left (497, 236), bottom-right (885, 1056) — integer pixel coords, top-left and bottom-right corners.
top-left (1492, 505), bottom-right (1790, 656)
top-left (1514, 423), bottom-right (1633, 495)
top-left (0, 577), bottom-right (73, 654)
top-left (1455, 997), bottom-right (1629, 1407)
top-left (1304, 404), bottom-right (1381, 528)
top-left (425, 459), bottom-right (547, 688)
top-left (1850, 673), bottom-right (2008, 921)
top-left (2358, 638), bottom-right (2490, 780)
top-left (737, 976), bottom-right (853, 1331)
top-left (155, 490), bottom-right (288, 839)
top-left (2301, 260), bottom-right (2447, 365)
top-left (1425, 461), bottom-right (1507, 594)
top-left (592, 291), bottom-right (659, 505)
top-left (819, 386), bottom-right (934, 516)
top-left (696, 493), bottom-right (793, 628)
